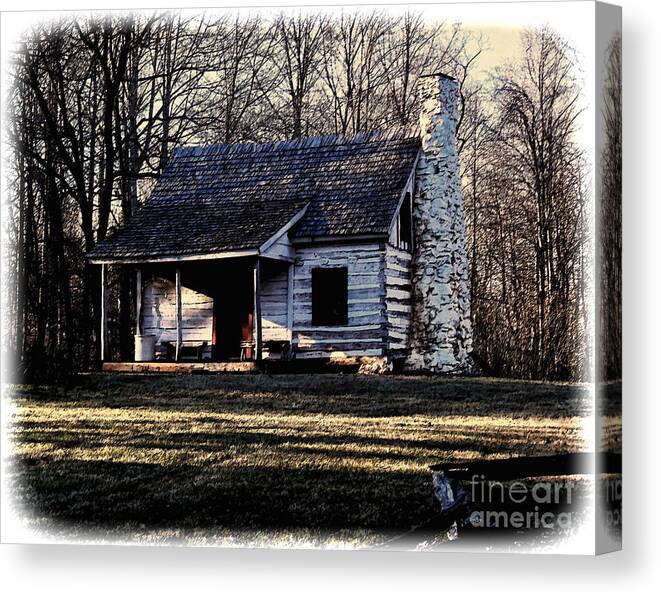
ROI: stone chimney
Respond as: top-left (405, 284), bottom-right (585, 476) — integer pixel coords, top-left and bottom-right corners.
top-left (405, 74), bottom-right (473, 373)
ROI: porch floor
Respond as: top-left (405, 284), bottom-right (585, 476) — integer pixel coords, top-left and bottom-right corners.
top-left (103, 361), bottom-right (258, 374)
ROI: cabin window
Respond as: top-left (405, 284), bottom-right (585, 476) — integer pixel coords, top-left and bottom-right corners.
top-left (312, 267), bottom-right (348, 326)
top-left (398, 193), bottom-right (413, 252)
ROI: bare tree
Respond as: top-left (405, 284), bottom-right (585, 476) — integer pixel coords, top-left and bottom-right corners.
top-left (267, 13), bottom-right (330, 138)
top-left (207, 15), bottom-right (278, 143)
top-left (321, 13), bottom-right (394, 135)
top-left (599, 32), bottom-right (622, 380)
top-left (485, 27), bottom-right (588, 378)
top-left (377, 12), bottom-right (440, 128)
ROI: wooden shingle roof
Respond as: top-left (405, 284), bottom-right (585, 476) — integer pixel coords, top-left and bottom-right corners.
top-left (88, 130), bottom-right (421, 262)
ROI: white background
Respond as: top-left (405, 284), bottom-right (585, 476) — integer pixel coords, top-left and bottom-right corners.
top-left (1, 0), bottom-right (659, 592)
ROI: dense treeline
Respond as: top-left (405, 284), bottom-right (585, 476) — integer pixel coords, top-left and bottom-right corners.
top-left (599, 33), bottom-right (622, 380)
top-left (3, 11), bottom-right (590, 381)
top-left (461, 28), bottom-right (590, 380)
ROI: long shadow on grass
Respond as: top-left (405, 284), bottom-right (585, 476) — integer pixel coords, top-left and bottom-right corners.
top-left (14, 373), bottom-right (595, 418)
top-left (9, 373), bottom-right (593, 542)
top-left (9, 456), bottom-right (435, 534)
top-left (15, 418), bottom-right (579, 459)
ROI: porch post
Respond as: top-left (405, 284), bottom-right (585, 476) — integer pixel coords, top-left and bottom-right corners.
top-left (100, 263), bottom-right (109, 362)
top-left (287, 263), bottom-right (294, 341)
top-left (253, 258), bottom-right (262, 361)
top-left (175, 267), bottom-right (182, 361)
top-left (135, 268), bottom-right (142, 335)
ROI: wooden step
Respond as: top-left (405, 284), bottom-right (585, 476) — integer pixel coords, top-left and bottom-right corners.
top-left (103, 361), bottom-right (258, 374)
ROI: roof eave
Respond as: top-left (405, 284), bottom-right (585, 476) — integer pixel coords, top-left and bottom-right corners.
top-left (88, 248), bottom-right (259, 265)
top-left (258, 203), bottom-right (310, 255)
top-left (88, 204), bottom-right (312, 265)
top-left (291, 233), bottom-right (389, 246)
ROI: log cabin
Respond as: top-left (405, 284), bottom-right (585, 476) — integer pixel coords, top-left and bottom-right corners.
top-left (88, 74), bottom-right (473, 374)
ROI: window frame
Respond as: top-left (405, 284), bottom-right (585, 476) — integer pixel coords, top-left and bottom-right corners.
top-left (397, 192), bottom-right (414, 252)
top-left (311, 266), bottom-right (349, 326)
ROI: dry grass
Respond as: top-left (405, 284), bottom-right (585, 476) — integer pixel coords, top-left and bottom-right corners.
top-left (6, 373), bottom-right (592, 547)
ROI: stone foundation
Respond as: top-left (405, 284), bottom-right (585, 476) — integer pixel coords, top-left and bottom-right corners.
top-left (357, 356), bottom-right (393, 375)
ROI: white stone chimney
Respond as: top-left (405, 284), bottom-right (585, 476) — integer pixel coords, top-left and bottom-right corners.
top-left (406, 74), bottom-right (473, 373)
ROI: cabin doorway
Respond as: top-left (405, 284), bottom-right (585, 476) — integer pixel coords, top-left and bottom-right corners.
top-left (213, 266), bottom-right (254, 361)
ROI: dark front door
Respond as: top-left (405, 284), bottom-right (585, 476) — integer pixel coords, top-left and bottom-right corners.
top-left (213, 266), bottom-right (253, 360)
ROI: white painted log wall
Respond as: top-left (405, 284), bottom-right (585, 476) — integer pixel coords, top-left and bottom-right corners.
top-left (139, 243), bottom-right (411, 363)
top-left (142, 277), bottom-right (213, 357)
top-left (291, 243), bottom-right (386, 359)
top-left (384, 244), bottom-right (413, 354)
top-left (260, 266), bottom-right (289, 342)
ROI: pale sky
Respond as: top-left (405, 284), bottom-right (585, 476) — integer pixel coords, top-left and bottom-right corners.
top-left (0, 1), bottom-right (596, 146)
top-left (0, 1), bottom-right (596, 221)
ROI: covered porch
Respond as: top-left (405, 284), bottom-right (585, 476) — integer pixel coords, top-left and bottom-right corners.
top-left (97, 254), bottom-right (293, 368)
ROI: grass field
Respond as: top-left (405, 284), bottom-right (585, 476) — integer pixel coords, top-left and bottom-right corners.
top-left (5, 373), bottom-right (598, 548)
